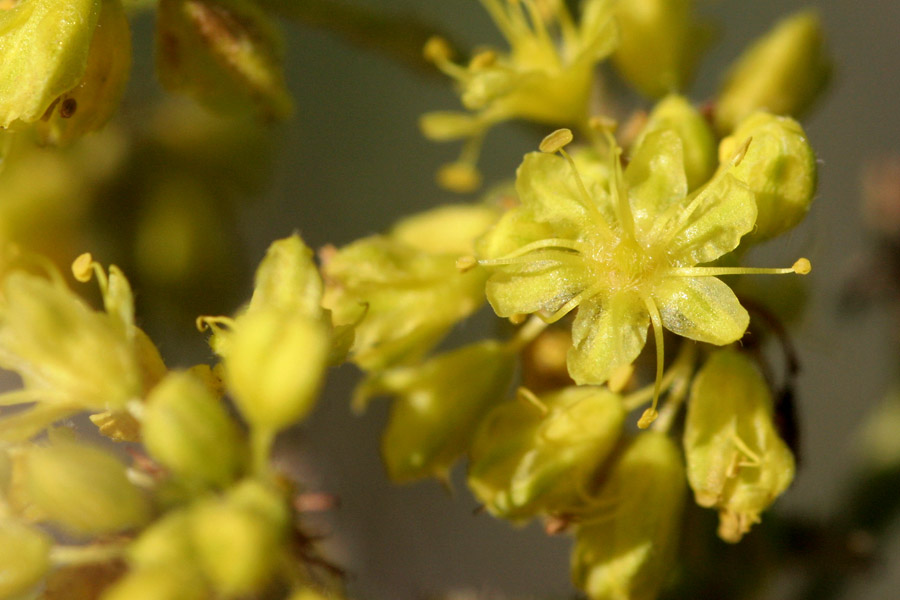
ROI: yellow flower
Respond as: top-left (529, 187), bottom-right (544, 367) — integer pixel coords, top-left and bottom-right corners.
top-left (420, 0), bottom-right (617, 191)
top-left (474, 128), bottom-right (810, 426)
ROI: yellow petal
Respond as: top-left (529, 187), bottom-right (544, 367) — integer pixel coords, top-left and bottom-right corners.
top-left (567, 294), bottom-right (648, 385)
top-left (485, 251), bottom-right (591, 318)
top-left (658, 172), bottom-right (757, 267)
top-left (626, 129), bottom-right (688, 246)
top-left (652, 276), bottom-right (748, 345)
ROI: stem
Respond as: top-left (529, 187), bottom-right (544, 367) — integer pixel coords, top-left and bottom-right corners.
top-left (50, 543), bottom-right (126, 567)
top-left (506, 315), bottom-right (549, 352)
top-left (251, 427), bottom-right (276, 477)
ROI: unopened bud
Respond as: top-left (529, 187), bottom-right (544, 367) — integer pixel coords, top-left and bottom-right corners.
top-left (684, 350), bottom-right (795, 542)
top-left (0, 519), bottom-right (52, 599)
top-left (35, 0), bottom-right (132, 145)
top-left (359, 340), bottom-right (515, 482)
top-left (190, 494), bottom-right (283, 596)
top-left (571, 432), bottom-right (684, 600)
top-left (718, 112), bottom-right (817, 241)
top-left (390, 203), bottom-right (500, 256)
top-left (0, 0), bottom-right (101, 128)
top-left (225, 309), bottom-right (330, 431)
top-left (143, 371), bottom-right (244, 488)
top-left (247, 234), bottom-right (323, 319)
top-left (468, 386), bottom-right (625, 520)
top-left (612, 0), bottom-right (708, 98)
top-left (128, 509), bottom-right (195, 569)
top-left (24, 438), bottom-right (148, 535)
top-left (632, 94), bottom-right (716, 189)
top-left (715, 10), bottom-right (830, 133)
top-left (101, 566), bottom-right (208, 600)
top-left (157, 0), bottom-right (292, 121)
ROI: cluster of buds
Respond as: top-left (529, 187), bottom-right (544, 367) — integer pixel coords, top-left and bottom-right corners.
top-left (0, 243), bottom-right (348, 599)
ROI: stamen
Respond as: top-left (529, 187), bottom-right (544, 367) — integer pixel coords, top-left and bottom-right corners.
top-left (456, 255), bottom-right (478, 271)
top-left (423, 36), bottom-right (453, 63)
top-left (469, 50), bottom-right (498, 70)
top-left (637, 295), bottom-right (664, 429)
top-left (540, 128), bottom-right (573, 153)
top-left (544, 282), bottom-right (604, 323)
top-left (599, 126), bottom-right (636, 240)
top-left (517, 386), bottom-right (549, 415)
top-left (71, 252), bottom-right (110, 302)
top-left (668, 258), bottom-right (812, 277)
top-left (437, 162), bottom-right (482, 193)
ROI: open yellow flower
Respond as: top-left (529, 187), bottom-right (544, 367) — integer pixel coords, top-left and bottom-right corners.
top-left (420, 0), bottom-right (617, 191)
top-left (473, 128), bottom-right (810, 426)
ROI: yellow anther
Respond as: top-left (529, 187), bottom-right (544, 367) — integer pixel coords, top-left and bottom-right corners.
top-left (637, 407), bottom-right (658, 429)
top-left (71, 253), bottom-right (95, 282)
top-left (607, 363), bottom-right (634, 393)
top-left (423, 36), bottom-right (453, 63)
top-left (437, 162), bottom-right (482, 193)
top-left (792, 257), bottom-right (811, 274)
top-left (470, 50), bottom-right (498, 70)
top-left (539, 128), bottom-right (574, 153)
top-left (456, 255), bottom-right (478, 272)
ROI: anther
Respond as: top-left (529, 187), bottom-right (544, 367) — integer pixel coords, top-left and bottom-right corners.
top-left (539, 128), bottom-right (573, 153)
top-left (437, 162), bottom-right (482, 193)
top-left (470, 50), bottom-right (498, 70)
top-left (423, 36), bottom-right (453, 63)
top-left (71, 253), bottom-right (94, 282)
top-left (792, 257), bottom-right (811, 274)
top-left (456, 255), bottom-right (478, 272)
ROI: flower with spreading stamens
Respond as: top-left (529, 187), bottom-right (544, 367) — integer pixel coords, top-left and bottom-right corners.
top-left (472, 127), bottom-right (810, 427)
top-left (420, 0), bottom-right (617, 192)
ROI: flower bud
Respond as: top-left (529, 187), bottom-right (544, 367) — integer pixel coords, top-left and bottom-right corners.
top-left (321, 233), bottom-right (487, 371)
top-left (225, 309), bottom-right (330, 431)
top-left (612, 0), bottom-right (709, 98)
top-left (684, 350), bottom-right (795, 543)
top-left (143, 371), bottom-right (244, 488)
top-left (571, 432), bottom-right (684, 600)
top-left (101, 566), bottom-right (208, 600)
top-left (128, 509), bottom-right (196, 569)
top-left (35, 0), bottom-right (132, 145)
top-left (226, 478), bottom-right (290, 533)
top-left (715, 10), bottom-right (830, 133)
top-left (189, 493), bottom-right (285, 596)
top-left (0, 0), bottom-right (101, 128)
top-left (247, 234), bottom-right (323, 319)
top-left (390, 203), bottom-right (500, 256)
top-left (468, 387), bottom-right (625, 520)
top-left (718, 112), bottom-right (816, 242)
top-left (358, 340), bottom-right (515, 483)
top-left (0, 519), bottom-right (52, 599)
top-left (23, 438), bottom-right (148, 535)
top-left (632, 95), bottom-right (716, 190)
top-left (156, 0), bottom-right (292, 121)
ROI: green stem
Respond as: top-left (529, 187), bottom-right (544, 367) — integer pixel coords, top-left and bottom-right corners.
top-left (251, 427), bottom-right (277, 477)
top-left (50, 543), bottom-right (126, 567)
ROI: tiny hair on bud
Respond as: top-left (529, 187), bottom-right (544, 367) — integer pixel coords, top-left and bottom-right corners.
top-left (539, 129), bottom-right (574, 153)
